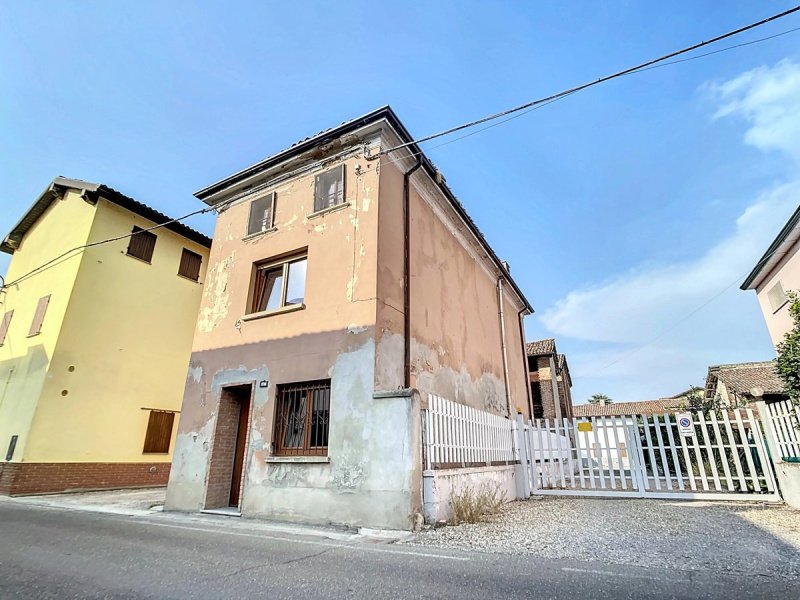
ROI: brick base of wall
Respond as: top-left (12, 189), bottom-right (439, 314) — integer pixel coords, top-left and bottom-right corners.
top-left (0, 462), bottom-right (170, 496)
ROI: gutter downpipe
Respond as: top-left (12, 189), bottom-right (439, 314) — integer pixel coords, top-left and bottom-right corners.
top-left (497, 278), bottom-right (513, 417)
top-left (518, 307), bottom-right (533, 418)
top-left (403, 156), bottom-right (422, 389)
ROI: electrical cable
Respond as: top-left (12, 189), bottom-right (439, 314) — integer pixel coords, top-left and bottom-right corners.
top-left (370, 6), bottom-right (800, 159)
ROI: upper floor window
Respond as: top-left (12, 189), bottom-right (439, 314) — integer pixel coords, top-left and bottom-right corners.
top-left (247, 192), bottom-right (276, 236)
top-left (250, 253), bottom-right (308, 314)
top-left (313, 165), bottom-right (345, 213)
top-left (0, 310), bottom-right (13, 346)
top-left (27, 295), bottom-right (50, 337)
top-left (178, 248), bottom-right (203, 282)
top-left (127, 226), bottom-right (157, 263)
top-left (768, 281), bottom-right (788, 312)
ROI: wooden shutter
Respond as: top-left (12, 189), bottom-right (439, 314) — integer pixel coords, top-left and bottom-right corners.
top-left (143, 411), bottom-right (176, 453)
top-left (314, 165), bottom-right (345, 212)
top-left (247, 194), bottom-right (273, 236)
top-left (126, 226), bottom-right (157, 262)
top-left (0, 310), bottom-right (13, 345)
top-left (28, 295), bottom-right (50, 336)
top-left (178, 249), bottom-right (202, 281)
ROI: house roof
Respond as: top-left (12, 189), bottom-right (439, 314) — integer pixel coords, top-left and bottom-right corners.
top-left (706, 360), bottom-right (786, 398)
top-left (192, 105), bottom-right (532, 313)
top-left (572, 399), bottom-right (687, 418)
top-left (741, 204), bottom-right (800, 290)
top-left (526, 338), bottom-right (556, 357)
top-left (1, 177), bottom-right (212, 254)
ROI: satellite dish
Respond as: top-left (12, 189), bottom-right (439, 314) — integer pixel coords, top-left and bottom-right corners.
top-left (750, 386), bottom-right (764, 398)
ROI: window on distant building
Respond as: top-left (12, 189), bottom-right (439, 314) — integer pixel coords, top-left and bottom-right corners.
top-left (273, 380), bottom-right (330, 456)
top-left (126, 226), bottom-right (157, 263)
top-left (531, 382), bottom-right (544, 420)
top-left (143, 410), bottom-right (176, 454)
top-left (0, 310), bottom-right (13, 345)
top-left (249, 253), bottom-right (307, 314)
top-left (178, 248), bottom-right (203, 281)
top-left (247, 192), bottom-right (276, 236)
top-left (27, 295), bottom-right (50, 337)
top-left (767, 281), bottom-right (788, 312)
top-left (313, 165), bottom-right (345, 213)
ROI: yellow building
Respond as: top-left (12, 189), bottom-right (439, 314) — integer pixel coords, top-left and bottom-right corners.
top-left (0, 177), bottom-right (211, 495)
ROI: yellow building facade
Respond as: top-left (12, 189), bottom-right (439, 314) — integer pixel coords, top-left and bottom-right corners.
top-left (0, 178), bottom-right (210, 495)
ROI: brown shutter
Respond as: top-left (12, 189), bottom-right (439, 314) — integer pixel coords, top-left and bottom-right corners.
top-left (126, 226), bottom-right (157, 262)
top-left (28, 295), bottom-right (50, 336)
top-left (247, 195), bottom-right (273, 236)
top-left (143, 411), bottom-right (176, 453)
top-left (0, 310), bottom-right (13, 345)
top-left (178, 249), bottom-right (202, 281)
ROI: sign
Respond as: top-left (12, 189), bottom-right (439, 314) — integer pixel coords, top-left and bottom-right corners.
top-left (577, 422), bottom-right (593, 433)
top-left (677, 413), bottom-right (695, 437)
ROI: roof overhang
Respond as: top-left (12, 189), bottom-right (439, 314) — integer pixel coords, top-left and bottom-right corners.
top-left (193, 106), bottom-right (533, 313)
top-left (741, 205), bottom-right (800, 290)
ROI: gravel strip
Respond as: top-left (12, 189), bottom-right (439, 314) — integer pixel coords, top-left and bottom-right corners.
top-left (408, 497), bottom-right (800, 579)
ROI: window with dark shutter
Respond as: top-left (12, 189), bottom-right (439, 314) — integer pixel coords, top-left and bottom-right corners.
top-left (178, 248), bottom-right (202, 281)
top-left (273, 380), bottom-right (330, 456)
top-left (126, 226), bottom-right (157, 263)
top-left (313, 165), bottom-right (345, 213)
top-left (143, 411), bottom-right (176, 454)
top-left (247, 193), bottom-right (276, 236)
top-left (0, 310), bottom-right (13, 346)
top-left (27, 295), bottom-right (50, 337)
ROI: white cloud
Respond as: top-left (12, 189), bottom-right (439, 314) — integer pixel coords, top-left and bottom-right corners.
top-left (541, 59), bottom-right (800, 402)
top-left (708, 58), bottom-right (800, 162)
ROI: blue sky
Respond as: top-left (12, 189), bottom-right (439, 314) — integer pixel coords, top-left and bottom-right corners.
top-left (2, 1), bottom-right (799, 402)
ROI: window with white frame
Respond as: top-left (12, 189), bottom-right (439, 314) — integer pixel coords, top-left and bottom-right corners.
top-left (250, 253), bottom-right (308, 314)
top-left (767, 281), bottom-right (788, 312)
top-left (313, 165), bottom-right (345, 213)
top-left (247, 192), bottom-right (276, 236)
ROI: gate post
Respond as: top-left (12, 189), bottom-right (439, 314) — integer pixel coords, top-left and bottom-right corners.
top-left (756, 400), bottom-right (800, 508)
top-left (514, 413), bottom-right (531, 500)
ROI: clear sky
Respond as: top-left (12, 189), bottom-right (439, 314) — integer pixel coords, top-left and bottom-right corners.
top-left (2, 1), bottom-right (799, 403)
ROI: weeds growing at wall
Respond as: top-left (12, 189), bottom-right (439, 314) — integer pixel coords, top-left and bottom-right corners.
top-left (449, 482), bottom-right (506, 524)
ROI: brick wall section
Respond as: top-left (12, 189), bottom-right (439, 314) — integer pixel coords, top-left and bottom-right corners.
top-left (204, 390), bottom-right (241, 509)
top-left (0, 462), bottom-right (169, 496)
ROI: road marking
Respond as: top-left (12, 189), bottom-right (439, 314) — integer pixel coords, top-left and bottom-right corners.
top-left (139, 520), bottom-right (470, 562)
top-left (561, 567), bottom-right (662, 581)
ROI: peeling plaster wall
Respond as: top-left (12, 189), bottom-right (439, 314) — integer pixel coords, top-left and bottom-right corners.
top-left (376, 157), bottom-right (529, 417)
top-left (166, 151), bottom-right (422, 529)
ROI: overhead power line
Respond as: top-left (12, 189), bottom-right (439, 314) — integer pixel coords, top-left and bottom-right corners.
top-left (369, 5), bottom-right (800, 159)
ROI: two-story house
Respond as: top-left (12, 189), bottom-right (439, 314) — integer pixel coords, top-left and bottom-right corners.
top-left (0, 178), bottom-right (210, 495)
top-left (526, 338), bottom-right (574, 421)
top-left (165, 107), bottom-right (533, 530)
top-left (741, 204), bottom-right (800, 345)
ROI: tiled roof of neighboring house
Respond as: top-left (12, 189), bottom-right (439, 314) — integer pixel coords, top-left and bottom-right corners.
top-left (526, 338), bottom-right (556, 357)
top-left (192, 105), bottom-right (532, 313)
top-left (1, 177), bottom-right (212, 254)
top-left (706, 360), bottom-right (786, 397)
top-left (741, 204), bottom-right (800, 290)
top-left (558, 353), bottom-right (567, 371)
top-left (573, 399), bottom-right (687, 418)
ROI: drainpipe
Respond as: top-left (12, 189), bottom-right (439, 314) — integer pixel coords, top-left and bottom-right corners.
top-left (518, 308), bottom-right (533, 418)
top-left (497, 278), bottom-right (513, 417)
top-left (403, 156), bottom-right (422, 389)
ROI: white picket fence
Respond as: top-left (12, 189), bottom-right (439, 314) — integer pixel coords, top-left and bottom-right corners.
top-left (423, 394), bottom-right (516, 469)
top-left (763, 400), bottom-right (800, 459)
top-left (523, 410), bottom-right (780, 500)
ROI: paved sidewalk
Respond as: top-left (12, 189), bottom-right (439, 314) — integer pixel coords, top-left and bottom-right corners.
top-left (2, 487), bottom-right (167, 516)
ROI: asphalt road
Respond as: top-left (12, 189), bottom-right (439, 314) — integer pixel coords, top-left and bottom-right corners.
top-left (0, 502), bottom-right (796, 599)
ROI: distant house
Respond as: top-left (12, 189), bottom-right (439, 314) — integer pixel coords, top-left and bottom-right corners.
top-left (526, 338), bottom-right (574, 421)
top-left (0, 178), bottom-right (211, 496)
top-left (572, 399), bottom-right (687, 419)
top-left (741, 205), bottom-right (800, 345)
top-left (705, 360), bottom-right (787, 406)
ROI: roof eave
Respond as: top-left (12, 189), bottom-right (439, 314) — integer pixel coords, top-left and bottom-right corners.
top-left (741, 204), bottom-right (800, 290)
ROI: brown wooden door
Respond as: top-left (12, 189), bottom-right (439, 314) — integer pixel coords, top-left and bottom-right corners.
top-left (229, 397), bottom-right (250, 507)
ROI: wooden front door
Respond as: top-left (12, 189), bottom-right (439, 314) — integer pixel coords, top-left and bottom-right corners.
top-left (229, 395), bottom-right (251, 508)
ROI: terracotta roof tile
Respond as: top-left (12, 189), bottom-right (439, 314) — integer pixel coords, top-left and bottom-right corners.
top-left (572, 399), bottom-right (687, 417)
top-left (708, 360), bottom-right (785, 396)
top-left (526, 339), bottom-right (556, 356)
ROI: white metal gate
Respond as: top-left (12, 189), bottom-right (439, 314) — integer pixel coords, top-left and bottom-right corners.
top-left (522, 409), bottom-right (780, 501)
